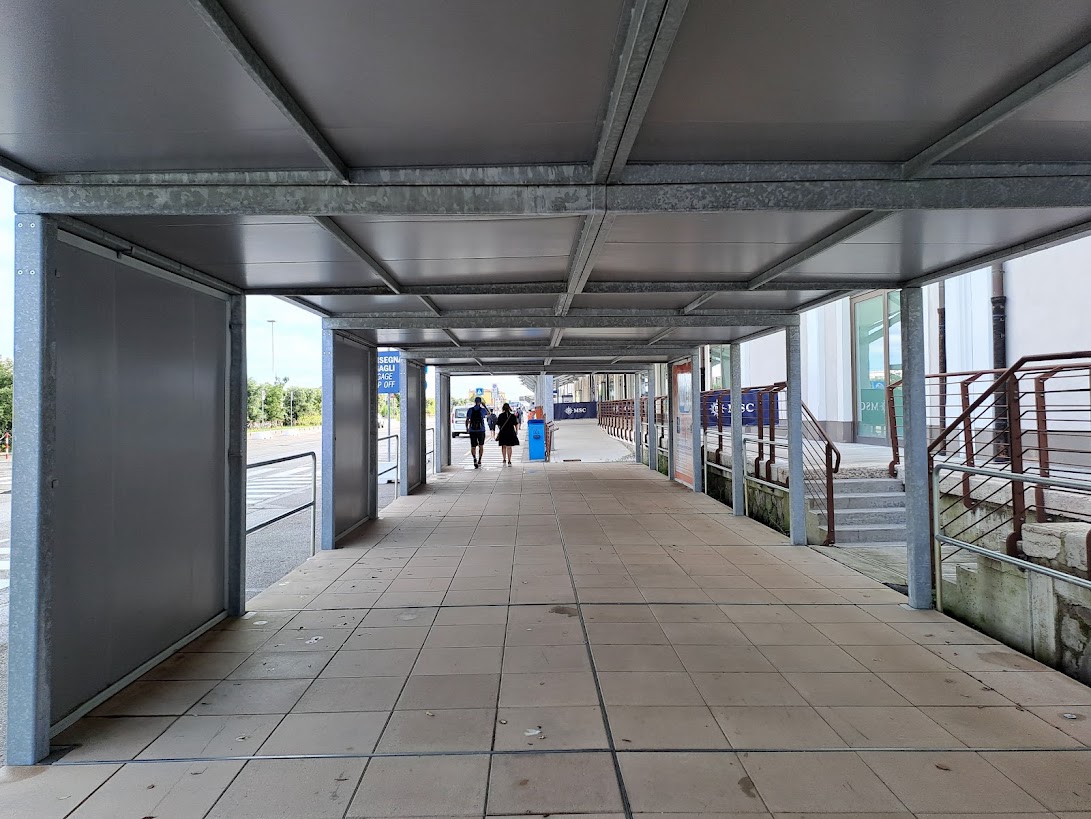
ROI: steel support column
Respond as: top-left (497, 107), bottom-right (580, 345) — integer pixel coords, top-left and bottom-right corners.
top-left (634, 372), bottom-right (643, 465)
top-left (690, 349), bottom-right (703, 494)
top-left (730, 343), bottom-right (745, 516)
top-left (226, 294), bottom-right (246, 615)
top-left (364, 346), bottom-right (379, 521)
top-left (646, 366), bottom-right (657, 471)
top-left (320, 329), bottom-right (336, 549)
top-left (901, 286), bottom-right (932, 609)
top-left (786, 326), bottom-right (806, 545)
top-left (8, 215), bottom-right (57, 764)
top-left (666, 365), bottom-right (676, 480)
top-left (435, 369), bottom-right (449, 473)
top-left (399, 362), bottom-right (410, 496)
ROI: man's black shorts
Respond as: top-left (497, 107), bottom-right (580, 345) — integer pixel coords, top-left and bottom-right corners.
top-left (468, 430), bottom-right (486, 447)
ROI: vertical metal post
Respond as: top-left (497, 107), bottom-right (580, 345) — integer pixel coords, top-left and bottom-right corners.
top-left (399, 358), bottom-right (410, 495)
top-left (226, 294), bottom-right (246, 615)
top-left (365, 346), bottom-right (379, 520)
top-left (691, 349), bottom-right (704, 494)
top-left (544, 375), bottom-right (555, 422)
top-left (730, 343), bottom-right (745, 516)
top-left (786, 326), bottom-right (806, 545)
top-left (418, 365), bottom-right (427, 486)
top-left (320, 329), bottom-right (336, 549)
top-left (633, 373), bottom-right (643, 465)
top-left (646, 366), bottom-right (657, 471)
top-left (901, 286), bottom-right (933, 608)
top-left (435, 368), bottom-right (447, 473)
top-left (8, 215), bottom-right (56, 764)
top-left (666, 364), bottom-right (676, 480)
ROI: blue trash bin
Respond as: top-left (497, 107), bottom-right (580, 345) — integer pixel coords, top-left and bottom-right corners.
top-left (527, 419), bottom-right (546, 461)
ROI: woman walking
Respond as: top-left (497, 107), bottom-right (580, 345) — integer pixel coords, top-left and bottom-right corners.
top-left (494, 402), bottom-right (521, 466)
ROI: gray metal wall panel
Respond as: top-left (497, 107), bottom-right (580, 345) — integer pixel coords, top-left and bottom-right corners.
top-left (333, 336), bottom-right (368, 536)
top-left (50, 242), bottom-right (227, 723)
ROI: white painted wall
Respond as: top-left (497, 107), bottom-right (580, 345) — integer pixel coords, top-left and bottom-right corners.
top-left (740, 330), bottom-right (785, 387)
top-left (1005, 236), bottom-right (1091, 360)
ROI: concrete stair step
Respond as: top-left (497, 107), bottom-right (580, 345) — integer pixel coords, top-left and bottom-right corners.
top-left (833, 491), bottom-right (907, 510)
top-left (834, 524), bottom-right (908, 544)
top-left (833, 477), bottom-right (905, 493)
top-left (835, 508), bottom-right (907, 526)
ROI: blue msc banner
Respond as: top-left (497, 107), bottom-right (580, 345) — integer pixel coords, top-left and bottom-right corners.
top-left (377, 352), bottom-right (401, 394)
top-left (702, 391), bottom-right (779, 427)
top-left (553, 401), bottom-right (598, 420)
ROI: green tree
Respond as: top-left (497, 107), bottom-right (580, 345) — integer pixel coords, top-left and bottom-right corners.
top-left (246, 377), bottom-right (263, 425)
top-left (263, 380), bottom-right (286, 425)
top-left (0, 358), bottom-right (13, 435)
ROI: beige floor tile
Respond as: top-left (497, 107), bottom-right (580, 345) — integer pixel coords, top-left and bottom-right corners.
top-left (968, 670), bottom-right (1091, 706)
top-left (350, 755), bottom-right (489, 817)
top-left (425, 623), bottom-right (507, 647)
top-left (812, 622), bottom-right (915, 645)
top-left (702, 588), bottom-right (782, 604)
top-left (504, 644), bottom-right (591, 673)
top-left (186, 628), bottom-right (276, 653)
top-left (598, 671), bottom-right (704, 706)
top-left (921, 705), bottom-right (1081, 747)
top-left (608, 705), bottom-right (729, 748)
top-left (190, 679), bottom-right (311, 715)
top-left (142, 651), bottom-right (249, 681)
top-left (305, 592), bottom-right (382, 610)
top-left (719, 604), bottom-right (804, 623)
top-left (817, 706), bottom-right (962, 748)
top-left (0, 764), bottom-right (121, 819)
top-left (876, 672), bottom-right (1013, 706)
top-left (434, 605), bottom-right (509, 625)
top-left (320, 648), bottom-right (418, 678)
top-left (586, 622), bottom-right (668, 644)
top-left (292, 676), bottom-right (404, 713)
top-left (138, 714), bottom-right (284, 758)
top-left (377, 708), bottom-right (495, 752)
top-left (592, 644), bottom-right (685, 671)
top-left (259, 711), bottom-right (387, 755)
top-left (53, 716), bottom-right (174, 762)
top-left (736, 622), bottom-right (833, 646)
top-left (207, 758), bottom-right (366, 819)
top-left (397, 673), bottom-right (500, 710)
top-left (579, 588), bottom-right (649, 603)
top-left (493, 706), bottom-right (608, 750)
top-left (712, 705), bottom-right (846, 749)
top-left (499, 671), bottom-right (599, 707)
top-left (661, 622), bottom-right (750, 645)
top-left (832, 588), bottom-right (907, 605)
top-left (284, 609), bottom-right (370, 630)
top-left (981, 750), bottom-right (1091, 812)
top-left (890, 621), bottom-right (997, 644)
top-left (618, 751), bottom-right (766, 813)
top-left (412, 645), bottom-right (503, 674)
top-left (924, 643), bottom-right (1051, 673)
top-left (488, 753), bottom-right (622, 815)
top-left (674, 644), bottom-right (777, 673)
top-left (375, 590), bottom-right (447, 608)
top-left (691, 672), bottom-right (809, 707)
top-left (787, 604), bottom-right (880, 623)
top-left (91, 680), bottom-right (217, 717)
top-left (757, 644), bottom-right (868, 673)
top-left (740, 751), bottom-right (904, 813)
top-left (783, 673), bottom-right (910, 707)
top-left (68, 761), bottom-right (243, 818)
top-left (861, 750), bottom-right (1047, 813)
top-left (844, 643), bottom-right (961, 673)
top-left (1030, 705), bottom-right (1091, 744)
top-left (360, 607), bottom-right (438, 628)
top-left (504, 622), bottom-right (588, 646)
top-left (229, 650), bottom-right (334, 680)
top-left (343, 626), bottom-right (429, 650)
top-left (444, 588), bottom-right (512, 605)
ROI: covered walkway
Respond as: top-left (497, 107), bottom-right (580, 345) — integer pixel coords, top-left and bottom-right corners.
top-left (4, 461), bottom-right (1091, 817)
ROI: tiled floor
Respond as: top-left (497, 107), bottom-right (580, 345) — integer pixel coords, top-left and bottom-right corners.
top-left (5, 460), bottom-right (1091, 818)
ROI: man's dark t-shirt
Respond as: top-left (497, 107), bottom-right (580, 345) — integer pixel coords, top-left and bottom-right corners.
top-left (467, 404), bottom-right (487, 432)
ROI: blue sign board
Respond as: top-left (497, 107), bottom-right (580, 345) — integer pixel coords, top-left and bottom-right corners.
top-left (377, 351), bottom-right (401, 394)
top-left (475, 387), bottom-right (484, 396)
top-left (553, 401), bottom-right (598, 419)
top-left (702, 391), bottom-right (779, 427)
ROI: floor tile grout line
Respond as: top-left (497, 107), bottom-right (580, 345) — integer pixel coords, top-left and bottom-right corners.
top-left (554, 487), bottom-right (636, 819)
top-left (48, 743), bottom-right (1091, 767)
top-left (480, 547), bottom-right (513, 818)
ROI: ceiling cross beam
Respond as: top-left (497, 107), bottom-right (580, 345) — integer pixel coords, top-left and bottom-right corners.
top-left (188, 0), bottom-right (349, 181)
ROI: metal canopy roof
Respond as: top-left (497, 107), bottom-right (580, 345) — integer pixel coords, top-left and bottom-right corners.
top-left (6, 0), bottom-right (1091, 372)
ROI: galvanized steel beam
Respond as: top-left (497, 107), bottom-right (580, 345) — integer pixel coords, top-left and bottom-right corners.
top-left (312, 216), bottom-right (403, 295)
top-left (188, 0), bottom-right (348, 181)
top-left (729, 343), bottom-right (745, 516)
top-left (8, 215), bottom-right (57, 764)
top-left (556, 207), bottom-right (612, 315)
top-left (900, 287), bottom-right (932, 609)
top-left (906, 216), bottom-right (1091, 288)
top-left (400, 346), bottom-right (697, 359)
top-left (785, 325), bottom-right (806, 546)
top-left (595, 0), bottom-right (690, 183)
top-left (325, 313), bottom-right (799, 330)
top-left (901, 39), bottom-right (1091, 178)
top-left (0, 153), bottom-right (38, 185)
top-left (20, 177), bottom-right (1091, 216)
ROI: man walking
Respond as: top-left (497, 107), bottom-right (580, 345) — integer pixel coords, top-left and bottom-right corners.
top-left (465, 395), bottom-right (489, 468)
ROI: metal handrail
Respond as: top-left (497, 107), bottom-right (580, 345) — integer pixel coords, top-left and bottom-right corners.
top-left (932, 462), bottom-right (1091, 612)
top-left (245, 451), bottom-right (317, 556)
top-left (378, 433), bottom-right (400, 495)
top-left (426, 427), bottom-right (435, 471)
